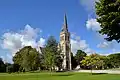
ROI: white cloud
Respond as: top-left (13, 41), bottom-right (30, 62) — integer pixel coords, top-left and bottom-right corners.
top-left (0, 54), bottom-right (13, 63)
top-left (97, 40), bottom-right (120, 51)
top-left (1, 24), bottom-right (45, 56)
top-left (86, 18), bottom-right (101, 31)
top-left (85, 19), bottom-right (117, 53)
top-left (97, 42), bottom-right (112, 49)
top-left (38, 38), bottom-right (46, 47)
top-left (85, 48), bottom-right (95, 54)
top-left (97, 40), bottom-right (120, 56)
top-left (0, 56), bottom-right (5, 62)
top-left (71, 39), bottom-right (88, 53)
top-left (80, 0), bottom-right (99, 11)
top-left (70, 34), bottom-right (94, 54)
top-left (80, 0), bottom-right (120, 55)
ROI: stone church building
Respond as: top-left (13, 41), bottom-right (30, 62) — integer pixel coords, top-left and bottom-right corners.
top-left (58, 14), bottom-right (72, 71)
top-left (38, 14), bottom-right (72, 71)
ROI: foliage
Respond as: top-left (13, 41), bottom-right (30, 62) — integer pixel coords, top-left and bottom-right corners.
top-left (71, 53), bottom-right (77, 69)
top-left (44, 47), bottom-right (55, 71)
top-left (81, 54), bottom-right (105, 70)
top-left (95, 0), bottom-right (120, 42)
top-left (80, 53), bottom-right (120, 70)
top-left (0, 58), bottom-right (6, 72)
top-left (55, 51), bottom-right (63, 71)
top-left (43, 36), bottom-right (63, 71)
top-left (13, 46), bottom-right (41, 72)
top-left (6, 63), bottom-right (14, 73)
top-left (46, 36), bottom-right (58, 54)
top-left (108, 53), bottom-right (120, 68)
top-left (75, 50), bottom-right (87, 66)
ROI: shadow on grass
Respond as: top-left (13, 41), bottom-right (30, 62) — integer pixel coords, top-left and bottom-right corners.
top-left (91, 73), bottom-right (108, 75)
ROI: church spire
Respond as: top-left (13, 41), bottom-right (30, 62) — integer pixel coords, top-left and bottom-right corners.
top-left (64, 13), bottom-right (67, 27)
top-left (61, 13), bottom-right (68, 32)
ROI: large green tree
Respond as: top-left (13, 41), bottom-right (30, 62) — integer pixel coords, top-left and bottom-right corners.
top-left (95, 0), bottom-right (120, 42)
top-left (75, 50), bottom-right (87, 67)
top-left (13, 46), bottom-right (41, 71)
top-left (43, 36), bottom-right (63, 71)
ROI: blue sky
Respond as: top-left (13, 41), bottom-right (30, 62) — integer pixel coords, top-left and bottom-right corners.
top-left (0, 0), bottom-right (120, 63)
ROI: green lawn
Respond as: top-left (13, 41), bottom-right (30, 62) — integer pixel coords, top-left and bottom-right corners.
top-left (109, 68), bottom-right (120, 70)
top-left (0, 72), bottom-right (120, 80)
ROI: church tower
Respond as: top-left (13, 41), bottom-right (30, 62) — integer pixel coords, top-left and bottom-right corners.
top-left (59, 14), bottom-right (72, 70)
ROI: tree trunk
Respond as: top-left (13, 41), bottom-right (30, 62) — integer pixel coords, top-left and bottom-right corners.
top-left (91, 66), bottom-right (92, 75)
top-left (91, 69), bottom-right (92, 75)
top-left (50, 67), bottom-right (52, 76)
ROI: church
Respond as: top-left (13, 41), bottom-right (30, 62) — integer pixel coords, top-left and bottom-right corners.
top-left (38, 14), bottom-right (72, 71)
top-left (58, 14), bottom-right (72, 71)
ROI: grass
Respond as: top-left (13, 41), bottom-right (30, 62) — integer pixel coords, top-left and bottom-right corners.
top-left (0, 72), bottom-right (120, 80)
top-left (109, 68), bottom-right (120, 70)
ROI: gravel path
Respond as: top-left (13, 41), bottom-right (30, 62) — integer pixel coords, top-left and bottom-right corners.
top-left (75, 70), bottom-right (120, 74)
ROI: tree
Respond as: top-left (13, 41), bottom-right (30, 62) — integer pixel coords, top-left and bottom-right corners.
top-left (55, 50), bottom-right (63, 71)
top-left (13, 46), bottom-right (41, 72)
top-left (103, 56), bottom-right (112, 69)
top-left (95, 0), bottom-right (120, 42)
top-left (44, 47), bottom-right (55, 71)
top-left (81, 54), bottom-right (105, 74)
top-left (71, 53), bottom-right (77, 69)
top-left (108, 53), bottom-right (120, 68)
top-left (0, 58), bottom-right (6, 72)
top-left (75, 50), bottom-right (87, 67)
top-left (5, 63), bottom-right (19, 73)
top-left (46, 36), bottom-right (58, 54)
top-left (43, 36), bottom-right (63, 71)
top-left (6, 63), bottom-right (13, 73)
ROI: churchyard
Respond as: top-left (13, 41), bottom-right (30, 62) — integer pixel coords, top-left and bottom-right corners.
top-left (0, 0), bottom-right (120, 80)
